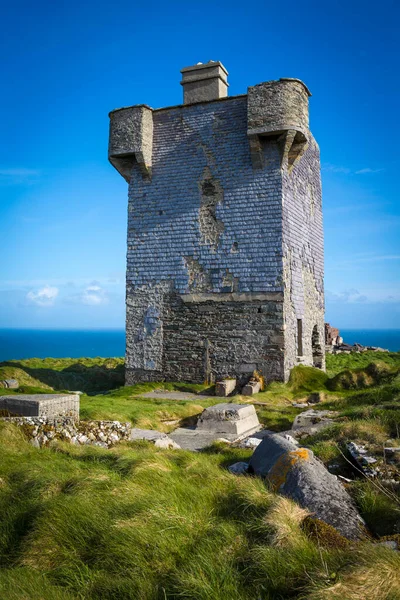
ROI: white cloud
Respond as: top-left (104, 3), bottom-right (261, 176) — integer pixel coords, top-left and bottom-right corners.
top-left (26, 285), bottom-right (59, 307)
top-left (326, 288), bottom-right (400, 305)
top-left (322, 163), bottom-right (351, 174)
top-left (335, 254), bottom-right (400, 266)
top-left (322, 163), bottom-right (384, 176)
top-left (326, 289), bottom-right (368, 303)
top-left (82, 285), bottom-right (109, 306)
top-left (355, 168), bottom-right (384, 175)
top-left (0, 167), bottom-right (41, 185)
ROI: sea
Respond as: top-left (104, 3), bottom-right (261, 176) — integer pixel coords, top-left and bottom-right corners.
top-left (0, 328), bottom-right (399, 362)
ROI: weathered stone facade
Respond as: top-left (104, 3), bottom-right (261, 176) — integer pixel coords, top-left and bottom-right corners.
top-left (108, 61), bottom-right (325, 385)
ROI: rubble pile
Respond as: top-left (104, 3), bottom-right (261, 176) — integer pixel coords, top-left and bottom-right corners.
top-left (325, 323), bottom-right (389, 354)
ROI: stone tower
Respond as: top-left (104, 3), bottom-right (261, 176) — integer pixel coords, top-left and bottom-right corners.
top-left (108, 61), bottom-right (325, 385)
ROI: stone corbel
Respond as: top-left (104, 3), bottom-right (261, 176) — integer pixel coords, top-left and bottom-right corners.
top-left (108, 105), bottom-right (153, 182)
top-left (277, 130), bottom-right (308, 172)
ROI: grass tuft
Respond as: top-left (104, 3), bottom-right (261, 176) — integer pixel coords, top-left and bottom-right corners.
top-left (288, 365), bottom-right (329, 393)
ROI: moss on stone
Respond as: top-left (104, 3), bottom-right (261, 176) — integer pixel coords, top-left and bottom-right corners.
top-left (301, 516), bottom-right (351, 549)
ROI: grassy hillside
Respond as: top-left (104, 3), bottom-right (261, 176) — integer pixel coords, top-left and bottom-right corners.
top-left (325, 350), bottom-right (400, 376)
top-left (0, 357), bottom-right (124, 394)
top-left (1, 353), bottom-right (400, 598)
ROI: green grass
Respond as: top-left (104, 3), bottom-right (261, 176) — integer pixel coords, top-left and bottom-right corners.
top-left (0, 357), bottom-right (125, 394)
top-left (288, 365), bottom-right (329, 393)
top-left (325, 351), bottom-right (400, 377)
top-left (1, 421), bottom-right (400, 600)
top-left (80, 383), bottom-right (221, 432)
top-left (1, 354), bottom-right (400, 598)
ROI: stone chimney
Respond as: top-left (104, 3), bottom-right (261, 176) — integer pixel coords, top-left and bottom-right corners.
top-left (180, 61), bottom-right (228, 104)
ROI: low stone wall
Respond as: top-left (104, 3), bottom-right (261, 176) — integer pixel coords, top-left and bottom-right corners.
top-left (0, 394), bottom-right (79, 420)
top-left (1, 417), bottom-right (131, 448)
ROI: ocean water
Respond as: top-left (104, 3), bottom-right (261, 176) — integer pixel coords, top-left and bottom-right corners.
top-left (0, 329), bottom-right (125, 362)
top-left (0, 328), bottom-right (399, 363)
top-left (339, 329), bottom-right (400, 352)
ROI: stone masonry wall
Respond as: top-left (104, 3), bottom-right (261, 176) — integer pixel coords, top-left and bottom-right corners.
top-left (126, 292), bottom-right (285, 385)
top-left (281, 136), bottom-right (325, 379)
top-left (126, 97), bottom-right (287, 383)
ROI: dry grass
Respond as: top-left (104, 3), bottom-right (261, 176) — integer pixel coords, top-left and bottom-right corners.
top-left (263, 496), bottom-right (309, 548)
top-left (307, 546), bottom-right (400, 600)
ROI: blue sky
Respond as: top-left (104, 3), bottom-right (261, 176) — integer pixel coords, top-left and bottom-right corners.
top-left (1, 0), bottom-right (399, 330)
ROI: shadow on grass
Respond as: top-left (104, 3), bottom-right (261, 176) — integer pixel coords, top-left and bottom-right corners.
top-left (0, 474), bottom-right (46, 568)
top-left (0, 361), bottom-right (125, 394)
top-left (51, 445), bottom-right (141, 477)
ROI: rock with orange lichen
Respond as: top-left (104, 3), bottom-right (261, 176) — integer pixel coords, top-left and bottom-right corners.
top-left (248, 433), bottom-right (365, 540)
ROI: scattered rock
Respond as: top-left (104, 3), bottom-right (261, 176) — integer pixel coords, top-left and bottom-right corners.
top-left (384, 447), bottom-right (400, 455)
top-left (248, 433), bottom-right (365, 540)
top-left (215, 379), bottom-right (236, 397)
top-left (243, 437), bottom-right (262, 448)
top-left (130, 428), bottom-right (168, 442)
top-left (0, 379), bottom-right (19, 389)
top-left (129, 428), bottom-right (181, 449)
top-left (291, 409), bottom-right (336, 438)
top-left (2, 417), bottom-right (132, 448)
top-left (377, 540), bottom-right (399, 551)
top-left (154, 437), bottom-right (181, 450)
top-left (347, 442), bottom-right (379, 477)
top-left (338, 475), bottom-right (353, 483)
top-left (228, 462), bottom-right (249, 475)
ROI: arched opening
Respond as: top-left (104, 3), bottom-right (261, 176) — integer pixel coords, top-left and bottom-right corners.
top-left (312, 325), bottom-right (323, 369)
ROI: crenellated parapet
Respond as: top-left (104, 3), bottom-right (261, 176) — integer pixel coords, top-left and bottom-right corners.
top-left (108, 105), bottom-right (153, 181)
top-left (247, 78), bottom-right (311, 171)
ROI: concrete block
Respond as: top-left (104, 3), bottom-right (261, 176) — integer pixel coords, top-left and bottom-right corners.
top-left (242, 381), bottom-right (261, 396)
top-left (0, 394), bottom-right (79, 420)
top-left (196, 403), bottom-right (260, 436)
top-left (215, 379), bottom-right (236, 397)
